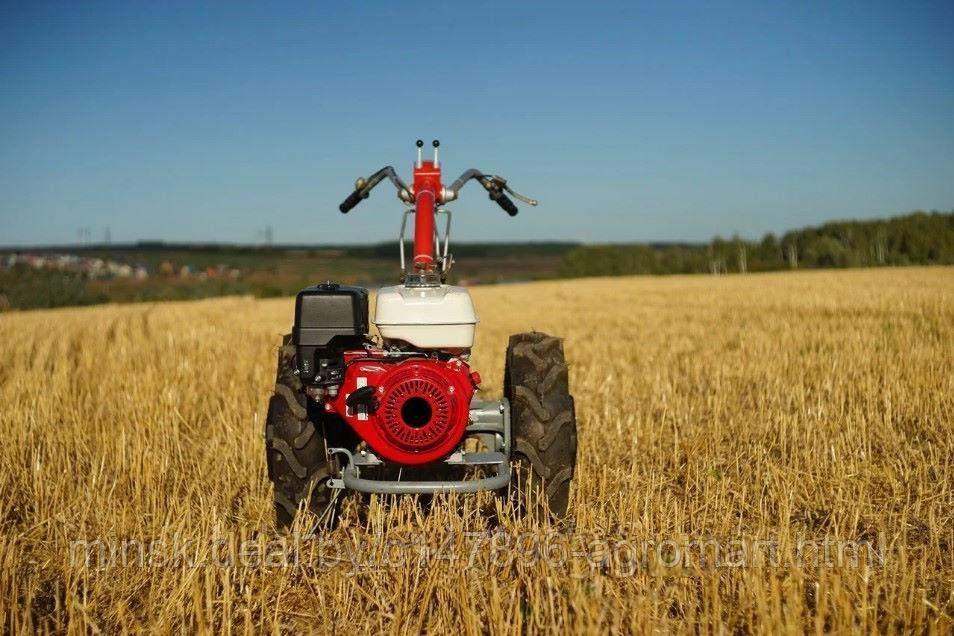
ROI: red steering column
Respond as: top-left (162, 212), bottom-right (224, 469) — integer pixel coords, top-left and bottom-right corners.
top-left (411, 140), bottom-right (443, 270)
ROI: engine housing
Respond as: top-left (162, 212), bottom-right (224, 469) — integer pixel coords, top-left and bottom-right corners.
top-left (374, 284), bottom-right (478, 349)
top-left (326, 354), bottom-right (478, 465)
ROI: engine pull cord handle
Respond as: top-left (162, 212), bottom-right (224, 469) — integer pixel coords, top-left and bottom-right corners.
top-left (345, 385), bottom-right (378, 412)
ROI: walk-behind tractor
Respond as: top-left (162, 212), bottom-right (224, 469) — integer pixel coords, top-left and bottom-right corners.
top-left (265, 140), bottom-right (577, 529)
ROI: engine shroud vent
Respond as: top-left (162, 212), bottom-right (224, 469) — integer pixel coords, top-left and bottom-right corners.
top-left (380, 374), bottom-right (454, 453)
top-left (331, 358), bottom-right (476, 465)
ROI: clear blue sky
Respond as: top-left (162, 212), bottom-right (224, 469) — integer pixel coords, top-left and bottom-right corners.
top-left (1, 1), bottom-right (953, 246)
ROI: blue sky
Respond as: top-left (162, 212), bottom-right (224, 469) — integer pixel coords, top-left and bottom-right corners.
top-left (1, 1), bottom-right (952, 246)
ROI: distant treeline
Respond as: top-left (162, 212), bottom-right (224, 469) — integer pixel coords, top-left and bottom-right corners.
top-left (559, 211), bottom-right (954, 277)
top-left (342, 241), bottom-right (579, 259)
top-left (1, 241), bottom-right (581, 260)
top-left (0, 267), bottom-right (108, 311)
top-left (2, 211), bottom-right (951, 311)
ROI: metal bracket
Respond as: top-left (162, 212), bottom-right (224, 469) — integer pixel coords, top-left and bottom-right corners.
top-left (399, 207), bottom-right (452, 275)
top-left (327, 398), bottom-right (511, 494)
top-left (445, 451), bottom-right (506, 465)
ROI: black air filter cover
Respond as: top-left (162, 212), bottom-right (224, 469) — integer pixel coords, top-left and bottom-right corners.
top-left (292, 282), bottom-right (369, 347)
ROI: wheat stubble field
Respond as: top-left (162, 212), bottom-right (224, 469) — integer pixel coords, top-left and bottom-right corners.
top-left (1, 267), bottom-right (952, 633)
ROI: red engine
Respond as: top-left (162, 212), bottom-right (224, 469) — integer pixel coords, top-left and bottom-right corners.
top-left (323, 350), bottom-right (479, 465)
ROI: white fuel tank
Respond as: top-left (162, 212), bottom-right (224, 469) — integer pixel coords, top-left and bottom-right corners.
top-left (374, 285), bottom-right (478, 349)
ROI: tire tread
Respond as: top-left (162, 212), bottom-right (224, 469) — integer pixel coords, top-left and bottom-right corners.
top-left (265, 340), bottom-right (338, 530)
top-left (505, 332), bottom-right (577, 521)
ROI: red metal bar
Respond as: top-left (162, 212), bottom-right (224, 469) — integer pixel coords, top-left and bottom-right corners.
top-left (412, 160), bottom-right (442, 270)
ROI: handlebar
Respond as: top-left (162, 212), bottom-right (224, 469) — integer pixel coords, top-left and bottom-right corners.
top-left (445, 170), bottom-right (537, 216)
top-left (490, 191), bottom-right (519, 216)
top-left (338, 165), bottom-right (536, 216)
top-left (339, 189), bottom-right (365, 213)
top-left (338, 166), bottom-right (412, 213)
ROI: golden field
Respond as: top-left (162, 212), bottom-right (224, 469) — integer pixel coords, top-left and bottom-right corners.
top-left (1, 267), bottom-right (952, 633)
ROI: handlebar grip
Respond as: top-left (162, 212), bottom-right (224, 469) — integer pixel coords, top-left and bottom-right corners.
top-left (339, 189), bottom-right (365, 213)
top-left (492, 192), bottom-right (519, 216)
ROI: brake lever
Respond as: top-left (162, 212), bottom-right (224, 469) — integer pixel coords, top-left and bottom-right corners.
top-left (483, 176), bottom-right (538, 206)
top-left (502, 184), bottom-right (538, 207)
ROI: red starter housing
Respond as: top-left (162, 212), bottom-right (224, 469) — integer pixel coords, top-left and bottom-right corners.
top-left (325, 351), bottom-right (479, 465)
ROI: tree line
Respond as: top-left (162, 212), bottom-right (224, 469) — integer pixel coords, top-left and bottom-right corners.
top-left (3, 210), bottom-right (951, 310)
top-left (558, 210), bottom-right (954, 277)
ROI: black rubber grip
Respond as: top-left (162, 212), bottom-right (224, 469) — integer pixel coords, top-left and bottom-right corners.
top-left (339, 190), bottom-right (364, 213)
top-left (493, 192), bottom-right (519, 216)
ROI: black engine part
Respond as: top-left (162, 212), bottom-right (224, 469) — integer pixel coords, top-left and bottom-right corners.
top-left (293, 282), bottom-right (369, 382)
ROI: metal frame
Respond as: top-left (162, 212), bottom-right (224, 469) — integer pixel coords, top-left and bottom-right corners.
top-left (399, 207), bottom-right (453, 274)
top-left (327, 398), bottom-right (510, 494)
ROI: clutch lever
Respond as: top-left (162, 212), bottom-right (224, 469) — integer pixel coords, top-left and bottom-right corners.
top-left (482, 176), bottom-right (539, 206)
top-left (502, 184), bottom-right (538, 207)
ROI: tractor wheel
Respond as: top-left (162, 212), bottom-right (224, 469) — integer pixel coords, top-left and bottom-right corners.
top-left (504, 332), bottom-right (578, 522)
top-left (265, 335), bottom-right (339, 531)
